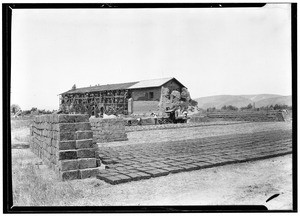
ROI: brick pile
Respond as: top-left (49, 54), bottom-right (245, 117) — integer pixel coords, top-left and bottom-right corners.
top-left (30, 114), bottom-right (100, 180)
top-left (90, 118), bottom-right (128, 143)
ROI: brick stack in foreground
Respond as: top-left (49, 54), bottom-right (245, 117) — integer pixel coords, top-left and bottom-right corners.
top-left (30, 114), bottom-right (99, 180)
top-left (90, 118), bottom-right (128, 143)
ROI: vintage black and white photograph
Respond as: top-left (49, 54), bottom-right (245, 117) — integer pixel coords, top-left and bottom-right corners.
top-left (6, 3), bottom-right (295, 212)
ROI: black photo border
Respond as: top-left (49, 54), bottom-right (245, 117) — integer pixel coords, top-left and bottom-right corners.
top-left (2, 2), bottom-right (297, 213)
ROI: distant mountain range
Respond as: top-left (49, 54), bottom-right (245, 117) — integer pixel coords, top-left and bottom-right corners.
top-left (194, 94), bottom-right (292, 109)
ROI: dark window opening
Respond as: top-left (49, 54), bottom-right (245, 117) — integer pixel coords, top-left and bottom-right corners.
top-left (149, 92), bottom-right (154, 99)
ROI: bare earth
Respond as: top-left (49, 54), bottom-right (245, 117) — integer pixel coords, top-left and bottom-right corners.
top-left (12, 150), bottom-right (292, 209)
top-left (100, 122), bottom-right (292, 147)
top-left (72, 155), bottom-right (293, 209)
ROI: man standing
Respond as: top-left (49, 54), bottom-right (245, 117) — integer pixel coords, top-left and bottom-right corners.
top-left (153, 113), bottom-right (158, 125)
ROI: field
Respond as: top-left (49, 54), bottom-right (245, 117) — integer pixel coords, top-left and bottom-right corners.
top-left (10, 119), bottom-right (293, 209)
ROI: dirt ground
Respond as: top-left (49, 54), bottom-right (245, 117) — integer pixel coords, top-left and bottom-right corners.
top-left (100, 121), bottom-right (292, 147)
top-left (12, 149), bottom-right (293, 209)
top-left (72, 154), bottom-right (293, 209)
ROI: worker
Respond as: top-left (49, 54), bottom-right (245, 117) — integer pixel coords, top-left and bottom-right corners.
top-left (183, 110), bottom-right (188, 118)
top-left (153, 113), bottom-right (158, 125)
top-left (175, 106), bottom-right (181, 119)
top-left (137, 117), bottom-right (142, 125)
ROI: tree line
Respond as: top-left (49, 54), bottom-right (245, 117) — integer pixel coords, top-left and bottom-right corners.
top-left (206, 103), bottom-right (292, 112)
top-left (10, 104), bottom-right (56, 117)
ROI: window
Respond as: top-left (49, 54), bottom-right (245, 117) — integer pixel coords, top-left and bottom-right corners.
top-left (149, 92), bottom-right (154, 99)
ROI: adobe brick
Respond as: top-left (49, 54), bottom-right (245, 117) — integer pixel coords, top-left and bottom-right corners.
top-left (58, 114), bottom-right (89, 123)
top-left (78, 158), bottom-right (97, 169)
top-left (57, 150), bottom-right (77, 160)
top-left (77, 148), bottom-right (95, 158)
top-left (76, 131), bottom-right (93, 140)
top-left (60, 170), bottom-right (79, 181)
top-left (59, 160), bottom-right (79, 171)
top-left (76, 139), bottom-right (94, 149)
top-left (55, 140), bottom-right (76, 150)
top-left (79, 167), bottom-right (99, 179)
top-left (59, 132), bottom-right (76, 141)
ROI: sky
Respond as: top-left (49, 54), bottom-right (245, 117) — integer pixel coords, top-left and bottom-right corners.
top-left (11, 4), bottom-right (292, 110)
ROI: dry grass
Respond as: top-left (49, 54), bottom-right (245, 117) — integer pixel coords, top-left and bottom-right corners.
top-left (12, 150), bottom-right (86, 206)
top-left (11, 119), bottom-right (90, 206)
top-left (11, 119), bottom-right (33, 130)
top-left (11, 128), bottom-right (31, 143)
top-left (11, 149), bottom-right (292, 208)
top-left (11, 119), bottom-right (32, 143)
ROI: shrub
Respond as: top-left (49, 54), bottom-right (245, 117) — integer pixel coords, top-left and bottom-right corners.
top-left (190, 99), bottom-right (198, 107)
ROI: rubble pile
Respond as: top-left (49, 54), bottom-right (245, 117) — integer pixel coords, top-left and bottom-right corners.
top-left (159, 87), bottom-right (198, 114)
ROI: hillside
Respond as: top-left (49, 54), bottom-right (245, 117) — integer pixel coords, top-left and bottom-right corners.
top-left (255, 96), bottom-right (292, 107)
top-left (195, 94), bottom-right (291, 109)
top-left (239, 94), bottom-right (281, 102)
top-left (195, 95), bottom-right (253, 109)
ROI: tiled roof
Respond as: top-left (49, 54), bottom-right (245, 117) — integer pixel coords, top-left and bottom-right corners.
top-left (61, 82), bottom-right (138, 94)
top-left (128, 77), bottom-right (174, 89)
top-left (61, 77), bottom-right (185, 94)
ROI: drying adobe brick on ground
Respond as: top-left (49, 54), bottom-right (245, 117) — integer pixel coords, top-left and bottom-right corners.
top-left (96, 122), bottom-right (292, 185)
top-left (28, 114), bottom-right (292, 185)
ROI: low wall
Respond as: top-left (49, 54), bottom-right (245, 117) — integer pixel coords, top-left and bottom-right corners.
top-left (125, 121), bottom-right (245, 132)
top-left (90, 118), bottom-right (128, 143)
top-left (30, 114), bottom-right (99, 181)
top-left (189, 116), bottom-right (212, 123)
top-left (204, 111), bottom-right (285, 122)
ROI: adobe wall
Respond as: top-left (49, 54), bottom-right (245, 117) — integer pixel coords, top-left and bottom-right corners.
top-left (30, 114), bottom-right (100, 181)
top-left (131, 101), bottom-right (160, 115)
top-left (131, 87), bottom-right (161, 101)
top-left (163, 79), bottom-right (183, 93)
top-left (90, 118), bottom-right (128, 143)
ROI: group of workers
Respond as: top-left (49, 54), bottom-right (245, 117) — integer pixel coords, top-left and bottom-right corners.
top-left (174, 106), bottom-right (188, 119)
top-left (132, 105), bottom-right (188, 126)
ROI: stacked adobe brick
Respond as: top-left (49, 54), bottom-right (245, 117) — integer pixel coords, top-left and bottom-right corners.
top-left (90, 118), bottom-right (128, 143)
top-left (30, 114), bottom-right (99, 180)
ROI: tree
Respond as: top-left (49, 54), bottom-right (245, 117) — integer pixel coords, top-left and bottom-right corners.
top-left (207, 107), bottom-right (216, 112)
top-left (221, 105), bottom-right (227, 110)
top-left (72, 84), bottom-right (76, 90)
top-left (274, 104), bottom-right (288, 110)
top-left (227, 105), bottom-right (238, 111)
top-left (190, 99), bottom-right (198, 107)
top-left (241, 103), bottom-right (253, 111)
top-left (21, 110), bottom-right (31, 115)
top-left (221, 105), bottom-right (238, 111)
top-left (246, 103), bottom-right (253, 109)
top-left (10, 104), bottom-right (21, 115)
top-left (180, 87), bottom-right (191, 102)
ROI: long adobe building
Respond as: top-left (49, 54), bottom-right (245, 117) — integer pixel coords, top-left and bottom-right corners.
top-left (60, 77), bottom-right (186, 116)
